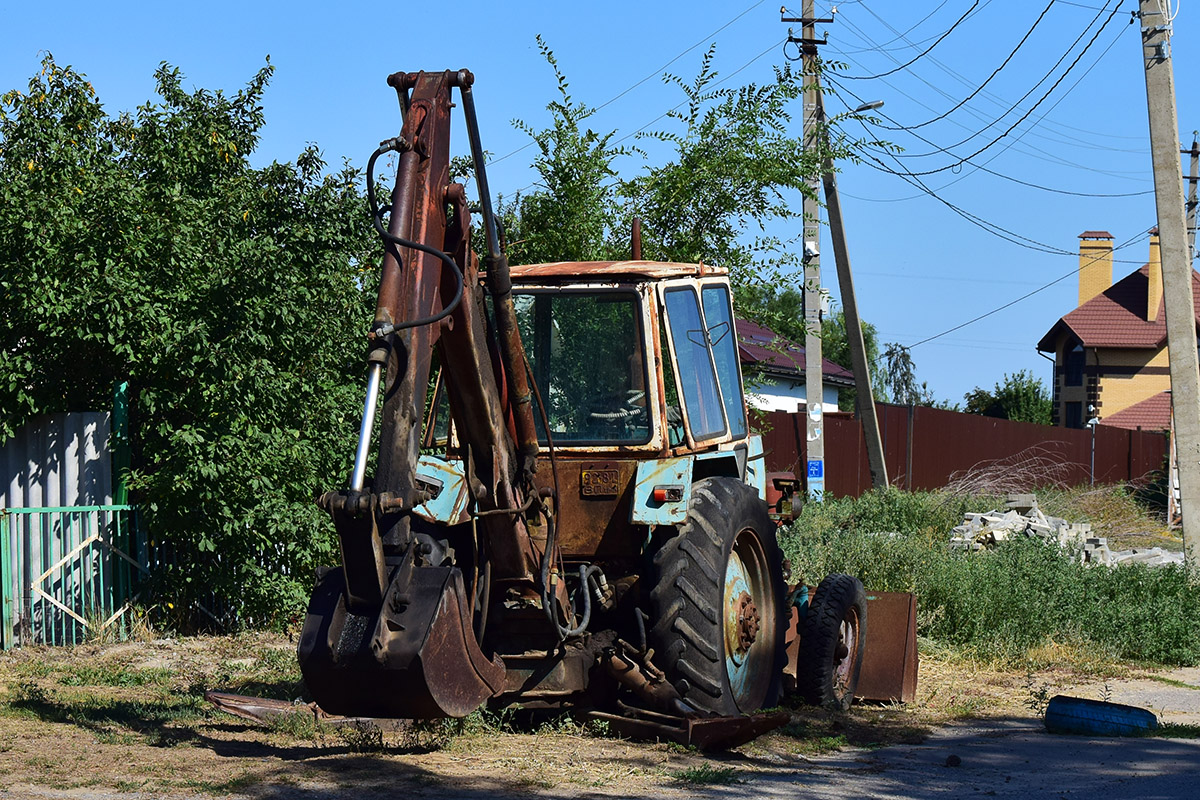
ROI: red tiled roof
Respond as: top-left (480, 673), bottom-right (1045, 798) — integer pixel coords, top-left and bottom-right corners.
top-left (736, 319), bottom-right (855, 386)
top-left (1078, 230), bottom-right (1114, 239)
top-left (1037, 266), bottom-right (1200, 351)
top-left (1100, 391), bottom-right (1172, 432)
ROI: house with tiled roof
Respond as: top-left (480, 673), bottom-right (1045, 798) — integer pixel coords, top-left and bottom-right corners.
top-left (736, 318), bottom-right (854, 412)
top-left (1036, 229), bottom-right (1200, 431)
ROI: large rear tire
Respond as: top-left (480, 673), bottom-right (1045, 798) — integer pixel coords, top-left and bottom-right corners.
top-left (649, 477), bottom-right (786, 716)
top-left (796, 573), bottom-right (867, 711)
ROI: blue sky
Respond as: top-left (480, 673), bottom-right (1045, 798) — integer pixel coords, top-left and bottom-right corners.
top-left (2, 0), bottom-right (1189, 406)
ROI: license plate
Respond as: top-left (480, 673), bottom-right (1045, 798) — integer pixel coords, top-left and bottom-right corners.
top-left (581, 468), bottom-right (620, 498)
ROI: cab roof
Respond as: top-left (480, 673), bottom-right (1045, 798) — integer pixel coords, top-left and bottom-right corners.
top-left (507, 260), bottom-right (727, 283)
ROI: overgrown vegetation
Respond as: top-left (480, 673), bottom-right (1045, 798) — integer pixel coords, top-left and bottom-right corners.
top-left (0, 57), bottom-right (376, 626)
top-left (781, 486), bottom-right (1197, 666)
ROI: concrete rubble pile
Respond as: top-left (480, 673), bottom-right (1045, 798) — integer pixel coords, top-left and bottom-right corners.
top-left (949, 493), bottom-right (1183, 567)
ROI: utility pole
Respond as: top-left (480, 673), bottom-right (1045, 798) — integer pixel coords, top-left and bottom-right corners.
top-left (1185, 134), bottom-right (1198, 261)
top-left (784, 0), bottom-right (833, 501)
top-left (816, 84), bottom-right (889, 490)
top-left (1138, 0), bottom-right (1200, 565)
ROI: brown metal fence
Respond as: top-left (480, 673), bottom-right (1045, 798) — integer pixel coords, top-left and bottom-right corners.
top-left (760, 404), bottom-right (1169, 498)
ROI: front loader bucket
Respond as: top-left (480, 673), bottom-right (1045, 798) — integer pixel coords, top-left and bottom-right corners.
top-left (298, 564), bottom-right (505, 719)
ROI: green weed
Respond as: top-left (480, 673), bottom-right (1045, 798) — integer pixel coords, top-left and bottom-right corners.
top-left (781, 489), bottom-right (1200, 667)
top-left (670, 763), bottom-right (742, 785)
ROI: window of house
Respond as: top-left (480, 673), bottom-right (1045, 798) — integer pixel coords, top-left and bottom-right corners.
top-left (1065, 344), bottom-right (1084, 386)
top-left (1065, 401), bottom-right (1083, 429)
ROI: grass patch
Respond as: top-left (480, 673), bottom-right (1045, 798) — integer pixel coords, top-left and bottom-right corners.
top-left (1144, 675), bottom-right (1200, 691)
top-left (1153, 722), bottom-right (1200, 739)
top-left (670, 763), bottom-right (742, 785)
top-left (58, 663), bottom-right (173, 688)
top-left (782, 488), bottom-right (1200, 667)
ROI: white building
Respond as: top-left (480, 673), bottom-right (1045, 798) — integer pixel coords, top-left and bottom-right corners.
top-left (736, 319), bottom-right (852, 413)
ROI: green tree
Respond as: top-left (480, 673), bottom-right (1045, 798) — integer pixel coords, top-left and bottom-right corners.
top-left (963, 370), bottom-right (1052, 424)
top-left (881, 344), bottom-right (957, 410)
top-left (0, 57), bottom-right (376, 624)
top-left (620, 50), bottom-right (830, 288)
top-left (498, 37), bottom-right (628, 265)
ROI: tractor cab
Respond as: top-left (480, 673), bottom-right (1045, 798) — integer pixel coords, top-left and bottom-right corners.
top-left (508, 260), bottom-right (749, 456)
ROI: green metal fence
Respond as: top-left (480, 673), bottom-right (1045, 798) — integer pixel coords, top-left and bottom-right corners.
top-left (0, 505), bottom-right (148, 648)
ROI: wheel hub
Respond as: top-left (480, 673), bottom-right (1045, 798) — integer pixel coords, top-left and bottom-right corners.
top-left (737, 593), bottom-right (760, 651)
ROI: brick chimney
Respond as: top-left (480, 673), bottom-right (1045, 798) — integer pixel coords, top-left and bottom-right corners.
top-left (1147, 227), bottom-right (1162, 321)
top-left (1078, 230), bottom-right (1114, 306)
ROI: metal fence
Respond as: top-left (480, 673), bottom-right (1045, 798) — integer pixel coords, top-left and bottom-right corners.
top-left (1, 505), bottom-right (148, 648)
top-left (762, 404), bottom-right (1170, 497)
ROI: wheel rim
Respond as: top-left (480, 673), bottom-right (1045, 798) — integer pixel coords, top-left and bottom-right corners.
top-left (722, 526), bottom-right (777, 712)
top-left (832, 607), bottom-right (861, 701)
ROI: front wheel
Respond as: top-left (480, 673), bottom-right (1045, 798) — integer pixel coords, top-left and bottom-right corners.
top-left (796, 573), bottom-right (867, 711)
top-left (648, 477), bottom-right (786, 716)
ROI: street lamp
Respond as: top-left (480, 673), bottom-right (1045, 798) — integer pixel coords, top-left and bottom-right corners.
top-left (1087, 404), bottom-right (1101, 486)
top-left (852, 100), bottom-right (884, 113)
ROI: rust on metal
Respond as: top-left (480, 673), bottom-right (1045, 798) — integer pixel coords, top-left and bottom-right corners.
top-left (204, 692), bottom-right (410, 731)
top-left (509, 261), bottom-right (726, 281)
top-left (536, 457), bottom-right (640, 559)
top-left (855, 591), bottom-right (919, 704)
top-left (585, 708), bottom-right (791, 751)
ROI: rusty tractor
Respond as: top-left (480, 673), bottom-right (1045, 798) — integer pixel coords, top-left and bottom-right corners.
top-left (295, 69), bottom-right (868, 748)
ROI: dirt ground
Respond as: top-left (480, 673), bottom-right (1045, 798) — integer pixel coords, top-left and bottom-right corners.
top-left (0, 634), bottom-right (1196, 799)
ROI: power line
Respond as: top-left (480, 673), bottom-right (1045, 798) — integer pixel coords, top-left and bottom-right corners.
top-left (835, 2), bottom-right (1146, 147)
top-left (891, 0), bottom-right (1123, 172)
top-left (833, 0), bottom-right (954, 55)
top-left (894, 0), bottom-right (1057, 132)
top-left (906, 230), bottom-right (1150, 349)
top-left (827, 72), bottom-right (1152, 198)
top-left (825, 71), bottom-right (1152, 199)
top-left (486, 0), bottom-right (767, 168)
top-left (840, 1), bottom-right (982, 80)
top-left (879, 0), bottom-right (1111, 146)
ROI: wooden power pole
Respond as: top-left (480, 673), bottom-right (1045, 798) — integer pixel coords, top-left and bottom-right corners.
top-left (784, 0), bottom-right (834, 500)
top-left (1138, 0), bottom-right (1200, 564)
top-left (816, 83), bottom-right (889, 491)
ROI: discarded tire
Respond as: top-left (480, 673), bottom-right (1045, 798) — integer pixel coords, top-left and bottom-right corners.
top-left (1044, 694), bottom-right (1158, 737)
top-left (795, 573), bottom-right (867, 711)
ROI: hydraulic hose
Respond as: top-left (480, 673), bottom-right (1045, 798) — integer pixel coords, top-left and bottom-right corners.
top-left (365, 139), bottom-right (464, 333)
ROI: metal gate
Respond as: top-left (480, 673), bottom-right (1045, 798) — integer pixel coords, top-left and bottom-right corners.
top-left (1, 505), bottom-right (148, 648)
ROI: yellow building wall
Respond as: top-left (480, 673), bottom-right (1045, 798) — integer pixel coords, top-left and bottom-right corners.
top-left (1096, 347), bottom-right (1169, 418)
top-left (1049, 334), bottom-right (1169, 424)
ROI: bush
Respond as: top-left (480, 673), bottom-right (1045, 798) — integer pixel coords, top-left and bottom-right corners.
top-left (781, 489), bottom-right (1200, 666)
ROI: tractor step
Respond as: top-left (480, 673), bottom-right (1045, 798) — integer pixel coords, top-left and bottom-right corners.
top-left (584, 707), bottom-right (791, 751)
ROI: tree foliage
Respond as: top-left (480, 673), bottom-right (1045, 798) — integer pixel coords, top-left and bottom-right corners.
top-left (0, 57), bottom-right (375, 624)
top-left (500, 44), bottom-right (849, 289)
top-left (499, 37), bottom-right (629, 265)
top-left (963, 369), bottom-right (1052, 425)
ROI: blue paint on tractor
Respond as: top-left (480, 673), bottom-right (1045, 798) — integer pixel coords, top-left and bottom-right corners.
top-left (631, 457), bottom-right (693, 525)
top-left (744, 434), bottom-right (767, 501)
top-left (413, 456), bottom-right (470, 524)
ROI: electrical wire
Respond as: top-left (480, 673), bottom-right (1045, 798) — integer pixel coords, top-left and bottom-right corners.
top-left (835, 2), bottom-right (1146, 147)
top-left (894, 0), bottom-right (1057, 132)
top-left (833, 0), bottom-right (953, 55)
top-left (905, 229), bottom-right (1150, 349)
top-left (826, 73), bottom-right (1152, 199)
top-left (825, 72), bottom-right (1152, 200)
top-left (486, 0), bottom-right (767, 168)
top-left (888, 0), bottom-right (1123, 171)
top-left (839, 1), bottom-right (982, 80)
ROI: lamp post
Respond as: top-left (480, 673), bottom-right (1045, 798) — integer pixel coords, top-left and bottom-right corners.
top-left (1087, 404), bottom-right (1100, 486)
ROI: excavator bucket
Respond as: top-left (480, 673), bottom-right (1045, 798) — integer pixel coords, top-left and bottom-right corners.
top-left (297, 563), bottom-right (505, 719)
